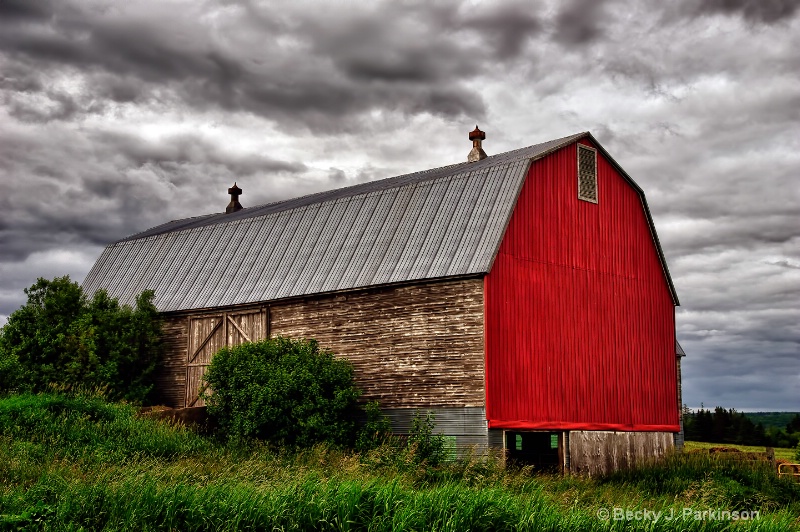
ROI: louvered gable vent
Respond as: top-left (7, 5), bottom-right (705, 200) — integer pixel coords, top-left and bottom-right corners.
top-left (577, 144), bottom-right (598, 203)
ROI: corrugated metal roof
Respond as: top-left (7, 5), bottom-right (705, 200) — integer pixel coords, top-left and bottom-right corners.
top-left (118, 133), bottom-right (582, 242)
top-left (83, 131), bottom-right (679, 311)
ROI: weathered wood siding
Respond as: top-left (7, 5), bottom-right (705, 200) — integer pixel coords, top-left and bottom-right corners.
top-left (154, 278), bottom-right (485, 410)
top-left (185, 309), bottom-right (269, 406)
top-left (156, 305), bottom-right (268, 407)
top-left (569, 431), bottom-right (674, 476)
top-left (153, 315), bottom-right (188, 407)
top-left (186, 315), bottom-right (225, 407)
top-left (271, 278), bottom-right (485, 409)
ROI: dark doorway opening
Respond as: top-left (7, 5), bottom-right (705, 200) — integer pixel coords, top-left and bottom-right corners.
top-left (505, 431), bottom-right (562, 472)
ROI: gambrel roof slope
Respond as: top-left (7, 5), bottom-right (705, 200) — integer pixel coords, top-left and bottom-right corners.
top-left (82, 132), bottom-right (678, 312)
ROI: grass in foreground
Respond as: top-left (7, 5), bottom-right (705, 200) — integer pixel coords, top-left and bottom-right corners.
top-left (0, 393), bottom-right (799, 531)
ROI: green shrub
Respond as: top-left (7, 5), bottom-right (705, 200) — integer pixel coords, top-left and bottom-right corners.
top-left (408, 410), bottom-right (448, 466)
top-left (355, 401), bottom-right (394, 452)
top-left (0, 276), bottom-right (162, 403)
top-left (202, 337), bottom-right (361, 447)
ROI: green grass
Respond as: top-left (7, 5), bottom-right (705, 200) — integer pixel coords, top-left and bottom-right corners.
top-left (685, 441), bottom-right (797, 462)
top-left (1, 393), bottom-right (799, 531)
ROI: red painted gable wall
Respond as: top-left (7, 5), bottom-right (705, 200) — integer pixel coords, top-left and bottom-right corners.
top-left (484, 140), bottom-right (678, 432)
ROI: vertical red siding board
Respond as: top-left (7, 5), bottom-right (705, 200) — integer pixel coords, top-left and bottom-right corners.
top-left (485, 141), bottom-right (678, 431)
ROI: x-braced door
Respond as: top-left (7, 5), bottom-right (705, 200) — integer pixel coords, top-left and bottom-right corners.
top-left (185, 308), bottom-right (268, 407)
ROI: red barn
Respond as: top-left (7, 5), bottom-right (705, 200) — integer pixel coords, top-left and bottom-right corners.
top-left (84, 129), bottom-right (683, 474)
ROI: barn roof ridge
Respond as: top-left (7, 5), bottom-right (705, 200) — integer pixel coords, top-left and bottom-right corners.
top-left (120, 131), bottom-right (589, 242)
top-left (84, 130), bottom-right (679, 312)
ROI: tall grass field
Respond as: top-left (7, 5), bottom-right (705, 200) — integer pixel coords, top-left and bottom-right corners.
top-left (1, 393), bottom-right (798, 531)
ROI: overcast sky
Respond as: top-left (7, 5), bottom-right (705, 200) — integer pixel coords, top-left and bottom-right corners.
top-left (1, 0), bottom-right (798, 412)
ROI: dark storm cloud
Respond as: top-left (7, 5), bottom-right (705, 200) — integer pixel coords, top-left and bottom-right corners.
top-left (91, 131), bottom-right (307, 178)
top-left (0, 0), bottom-right (57, 21)
top-left (680, 314), bottom-right (799, 409)
top-left (553, 0), bottom-right (608, 45)
top-left (0, 124), bottom-right (308, 268)
top-left (306, 1), bottom-right (540, 83)
top-left (691, 0), bottom-right (800, 24)
top-left (0, 0), bottom-right (547, 131)
top-left (768, 259), bottom-right (800, 270)
top-left (459, 3), bottom-right (542, 59)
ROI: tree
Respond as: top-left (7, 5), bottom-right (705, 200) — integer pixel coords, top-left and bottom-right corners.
top-left (786, 414), bottom-right (800, 434)
top-left (0, 276), bottom-right (162, 403)
top-left (202, 337), bottom-right (361, 447)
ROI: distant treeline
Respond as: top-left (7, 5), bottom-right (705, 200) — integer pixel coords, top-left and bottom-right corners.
top-left (683, 407), bottom-right (800, 448)
top-left (742, 412), bottom-right (800, 432)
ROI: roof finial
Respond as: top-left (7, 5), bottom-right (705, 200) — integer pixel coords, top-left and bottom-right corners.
top-left (226, 182), bottom-right (243, 214)
top-left (468, 125), bottom-right (487, 162)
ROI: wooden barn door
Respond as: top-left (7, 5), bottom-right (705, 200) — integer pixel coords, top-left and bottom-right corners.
top-left (185, 308), bottom-right (268, 407)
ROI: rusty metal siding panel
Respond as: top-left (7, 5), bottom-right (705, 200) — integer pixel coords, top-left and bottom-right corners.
top-left (484, 143), bottom-right (678, 432)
